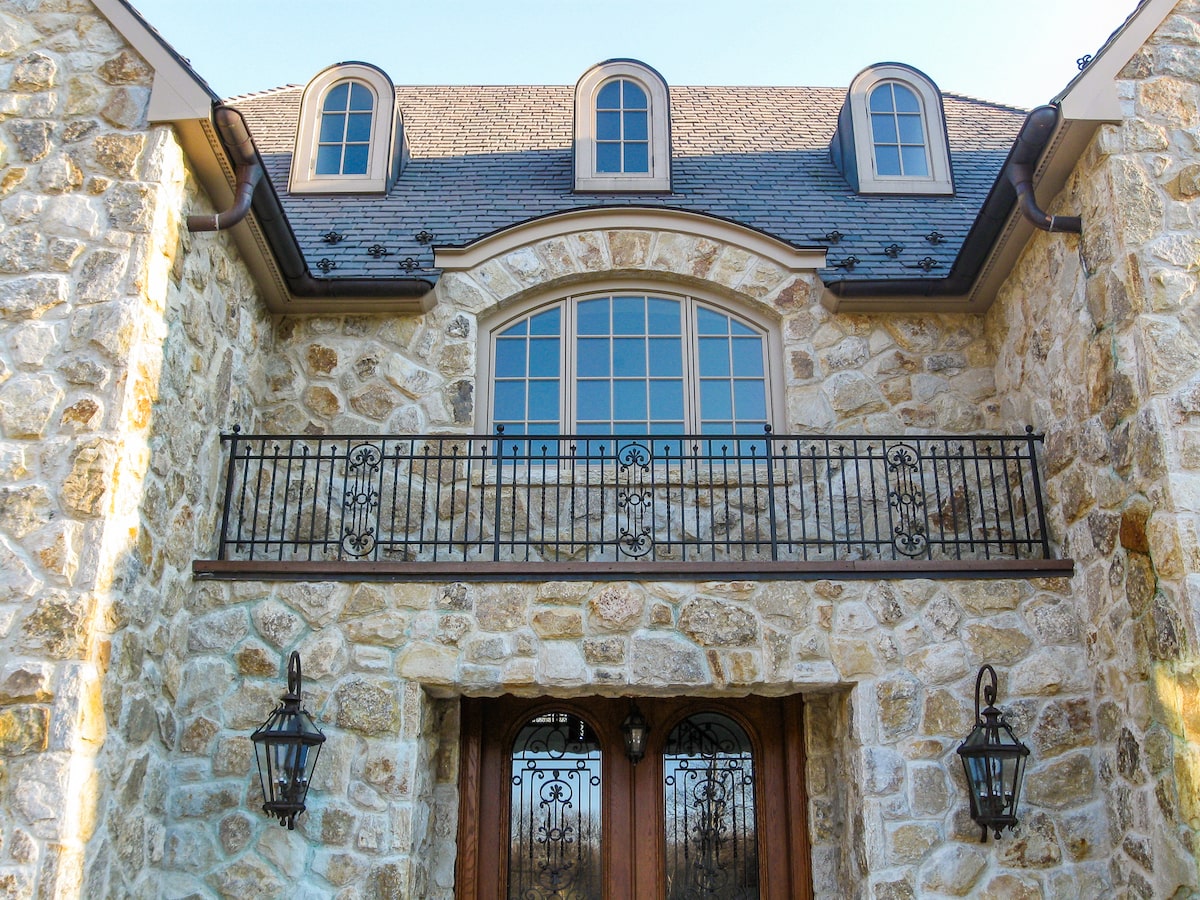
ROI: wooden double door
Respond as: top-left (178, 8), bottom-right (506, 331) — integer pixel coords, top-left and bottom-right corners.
top-left (457, 695), bottom-right (812, 900)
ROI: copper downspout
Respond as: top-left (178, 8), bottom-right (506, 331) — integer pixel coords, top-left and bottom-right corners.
top-left (1007, 105), bottom-right (1082, 234)
top-left (188, 106), bottom-right (262, 232)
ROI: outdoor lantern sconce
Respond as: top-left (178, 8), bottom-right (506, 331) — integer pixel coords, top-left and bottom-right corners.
top-left (957, 664), bottom-right (1030, 842)
top-left (251, 651), bottom-right (326, 829)
top-left (622, 703), bottom-right (649, 764)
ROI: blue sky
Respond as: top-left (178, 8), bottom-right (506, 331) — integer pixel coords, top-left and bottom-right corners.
top-left (132, 0), bottom-right (1138, 109)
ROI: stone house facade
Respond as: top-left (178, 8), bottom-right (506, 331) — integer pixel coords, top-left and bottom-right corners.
top-left (0, 0), bottom-right (1197, 898)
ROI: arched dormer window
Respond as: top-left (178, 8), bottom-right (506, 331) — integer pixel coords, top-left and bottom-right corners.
top-left (575, 60), bottom-right (670, 192)
top-left (830, 63), bottom-right (953, 196)
top-left (290, 62), bottom-right (403, 194)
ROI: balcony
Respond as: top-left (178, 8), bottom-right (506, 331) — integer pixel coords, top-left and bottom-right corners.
top-left (192, 429), bottom-right (1073, 582)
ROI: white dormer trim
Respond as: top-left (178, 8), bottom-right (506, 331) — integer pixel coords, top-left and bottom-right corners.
top-left (574, 59), bottom-right (671, 193)
top-left (289, 62), bottom-right (401, 195)
top-left (848, 63), bottom-right (953, 196)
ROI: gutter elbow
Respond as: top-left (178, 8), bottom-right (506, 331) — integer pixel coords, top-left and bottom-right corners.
top-left (1006, 106), bottom-right (1082, 234)
top-left (188, 105), bottom-right (265, 233)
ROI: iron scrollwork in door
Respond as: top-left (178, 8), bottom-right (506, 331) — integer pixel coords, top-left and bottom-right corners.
top-left (509, 713), bottom-right (603, 899)
top-left (664, 713), bottom-right (759, 899)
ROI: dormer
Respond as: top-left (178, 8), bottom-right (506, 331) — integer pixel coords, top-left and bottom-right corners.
top-left (830, 62), bottom-right (953, 196)
top-left (574, 59), bottom-right (671, 193)
top-left (289, 61), bottom-right (404, 194)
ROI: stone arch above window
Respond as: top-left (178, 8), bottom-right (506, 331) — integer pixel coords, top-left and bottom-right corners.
top-left (290, 62), bottom-right (403, 194)
top-left (831, 63), bottom-right (953, 196)
top-left (574, 60), bottom-right (671, 193)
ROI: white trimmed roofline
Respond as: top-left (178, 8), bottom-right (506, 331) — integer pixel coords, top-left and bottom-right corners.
top-left (434, 207), bottom-right (827, 272)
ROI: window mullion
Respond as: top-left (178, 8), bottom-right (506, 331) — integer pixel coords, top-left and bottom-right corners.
top-left (683, 296), bottom-right (699, 435)
top-left (564, 297), bottom-right (576, 435)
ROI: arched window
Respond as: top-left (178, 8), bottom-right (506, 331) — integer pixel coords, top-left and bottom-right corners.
top-left (315, 80), bottom-right (375, 176)
top-left (868, 82), bottom-right (929, 178)
top-left (290, 62), bottom-right (403, 194)
top-left (596, 78), bottom-right (649, 174)
top-left (487, 292), bottom-right (773, 440)
top-left (575, 60), bottom-right (670, 192)
top-left (835, 63), bottom-right (953, 196)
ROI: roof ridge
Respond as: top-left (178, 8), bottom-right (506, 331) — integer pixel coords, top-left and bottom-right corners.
top-left (223, 83), bottom-right (303, 102)
top-left (941, 90), bottom-right (1030, 115)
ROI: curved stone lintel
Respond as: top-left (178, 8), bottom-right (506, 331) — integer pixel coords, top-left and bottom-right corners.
top-left (434, 207), bottom-right (827, 273)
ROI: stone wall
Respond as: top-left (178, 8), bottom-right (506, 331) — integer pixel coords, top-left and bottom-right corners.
top-left (0, 2), bottom-right (270, 897)
top-left (166, 573), bottom-right (1108, 899)
top-left (260, 229), bottom-right (1004, 438)
top-left (986, 2), bottom-right (1200, 896)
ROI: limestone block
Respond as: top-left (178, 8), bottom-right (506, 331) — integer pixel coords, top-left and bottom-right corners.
top-left (531, 608), bottom-right (582, 639)
top-left (1010, 648), bottom-right (1091, 696)
top-left (0, 705), bottom-right (49, 755)
top-left (536, 641), bottom-right (586, 685)
top-left (917, 843), bottom-right (986, 896)
top-left (99, 85), bottom-right (149, 128)
top-left (630, 633), bottom-right (707, 686)
top-left (678, 598), bottom-right (757, 646)
top-left (0, 274), bottom-right (67, 320)
top-left (205, 857), bottom-right (286, 899)
top-left (397, 644), bottom-right (457, 686)
top-left (588, 584), bottom-right (644, 630)
top-left (333, 679), bottom-right (400, 734)
top-left (875, 674), bottom-right (922, 734)
top-left (342, 611), bottom-right (410, 646)
top-left (296, 629), bottom-right (350, 679)
top-left (29, 519), bottom-right (83, 583)
top-left (0, 484), bottom-right (52, 538)
top-left (0, 374), bottom-right (62, 438)
top-left (885, 821), bottom-right (940, 864)
top-left (278, 582), bottom-right (345, 628)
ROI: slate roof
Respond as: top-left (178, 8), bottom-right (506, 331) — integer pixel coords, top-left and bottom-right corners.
top-left (230, 84), bottom-right (1026, 284)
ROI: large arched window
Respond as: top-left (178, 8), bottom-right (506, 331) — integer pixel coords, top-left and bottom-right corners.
top-left (290, 62), bottom-right (403, 194)
top-left (574, 60), bottom-right (671, 192)
top-left (487, 292), bottom-right (773, 440)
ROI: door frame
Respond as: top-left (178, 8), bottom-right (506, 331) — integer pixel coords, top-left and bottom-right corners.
top-left (456, 694), bottom-right (813, 900)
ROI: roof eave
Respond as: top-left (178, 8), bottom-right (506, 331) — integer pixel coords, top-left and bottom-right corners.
top-left (822, 0), bottom-right (1176, 314)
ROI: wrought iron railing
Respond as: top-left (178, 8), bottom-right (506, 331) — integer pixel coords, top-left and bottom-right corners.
top-left (203, 427), bottom-right (1059, 577)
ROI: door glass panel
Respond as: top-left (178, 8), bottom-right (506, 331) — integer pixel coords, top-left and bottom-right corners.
top-left (663, 712), bottom-right (759, 899)
top-left (509, 712), bottom-right (603, 900)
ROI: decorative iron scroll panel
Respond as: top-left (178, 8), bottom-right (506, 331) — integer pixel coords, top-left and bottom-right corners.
top-left (214, 430), bottom-right (1051, 566)
top-left (664, 714), bottom-right (759, 900)
top-left (509, 713), bottom-right (603, 900)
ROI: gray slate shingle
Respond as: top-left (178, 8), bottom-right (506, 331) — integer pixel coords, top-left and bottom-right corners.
top-left (230, 84), bottom-right (1026, 283)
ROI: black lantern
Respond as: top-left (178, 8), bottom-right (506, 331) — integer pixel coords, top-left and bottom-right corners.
top-left (621, 703), bottom-right (649, 764)
top-left (956, 665), bottom-right (1030, 842)
top-left (251, 652), bottom-right (326, 829)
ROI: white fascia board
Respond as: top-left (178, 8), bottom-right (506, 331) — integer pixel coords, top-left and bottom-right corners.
top-left (1055, 0), bottom-right (1178, 123)
top-left (93, 0), bottom-right (216, 122)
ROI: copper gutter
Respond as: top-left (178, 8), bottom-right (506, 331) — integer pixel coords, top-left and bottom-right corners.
top-left (1007, 105), bottom-right (1082, 233)
top-left (188, 104), bottom-right (434, 300)
top-left (825, 103), bottom-right (1081, 299)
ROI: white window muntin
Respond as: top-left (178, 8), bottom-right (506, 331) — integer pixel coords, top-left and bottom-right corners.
top-left (847, 63), bottom-right (953, 196)
top-left (574, 60), bottom-right (671, 192)
top-left (488, 292), bottom-right (772, 440)
top-left (290, 62), bottom-right (401, 194)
